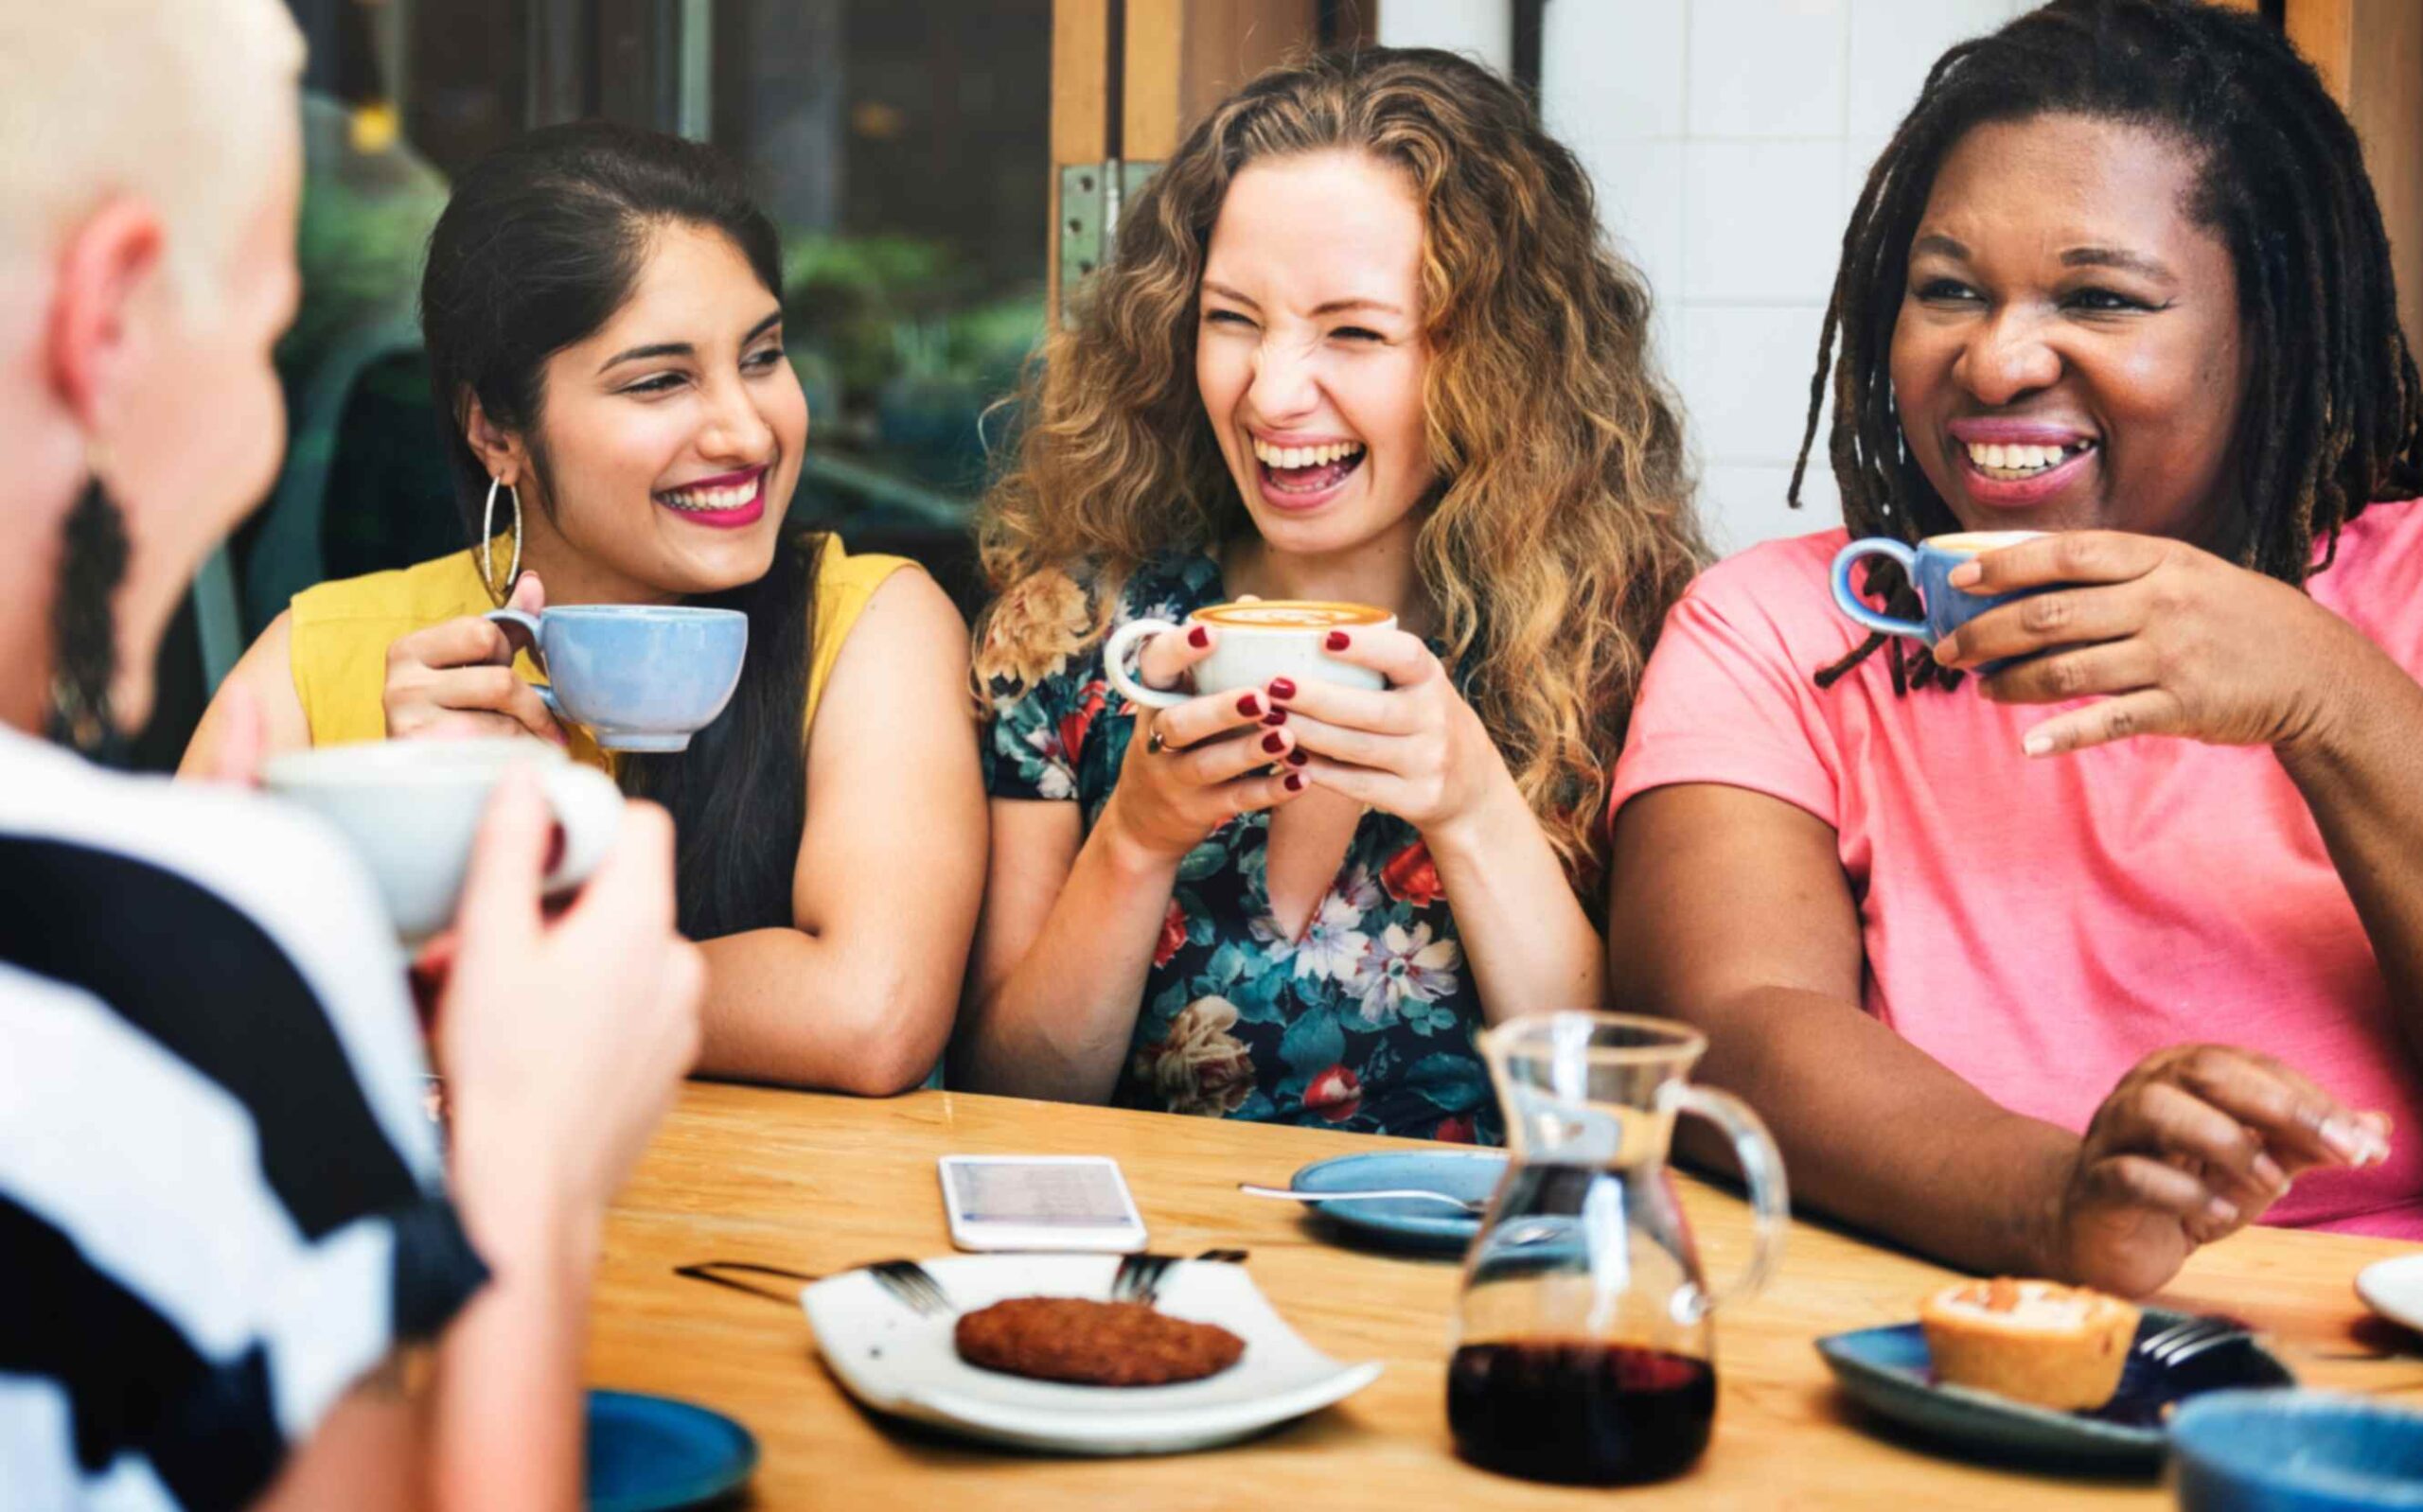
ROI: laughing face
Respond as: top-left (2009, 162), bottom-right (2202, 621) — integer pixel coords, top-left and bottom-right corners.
top-left (517, 220), bottom-right (805, 599)
top-left (1889, 113), bottom-right (2248, 544)
top-left (1194, 149), bottom-right (1435, 561)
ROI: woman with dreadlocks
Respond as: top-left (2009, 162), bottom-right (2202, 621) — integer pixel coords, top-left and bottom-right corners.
top-left (1607, 0), bottom-right (2423, 1297)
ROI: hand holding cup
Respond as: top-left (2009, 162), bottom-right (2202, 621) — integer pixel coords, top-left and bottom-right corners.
top-left (1266, 625), bottom-right (1513, 839)
top-left (1099, 618), bottom-right (1306, 863)
top-left (384, 571), bottom-right (569, 747)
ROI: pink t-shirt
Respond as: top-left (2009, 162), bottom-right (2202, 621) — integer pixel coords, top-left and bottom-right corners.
top-left (1611, 501), bottom-right (2423, 1236)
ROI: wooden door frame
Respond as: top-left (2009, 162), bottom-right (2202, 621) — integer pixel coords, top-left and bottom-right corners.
top-left (1049, 0), bottom-right (1326, 323)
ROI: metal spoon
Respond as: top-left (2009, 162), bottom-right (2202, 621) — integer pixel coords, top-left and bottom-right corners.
top-left (1238, 1183), bottom-right (1487, 1215)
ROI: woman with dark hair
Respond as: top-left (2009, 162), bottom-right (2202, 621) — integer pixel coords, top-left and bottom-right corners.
top-left (958, 48), bottom-right (1704, 1134)
top-left (1609, 0), bottom-right (2423, 1296)
top-left (188, 122), bottom-right (984, 1094)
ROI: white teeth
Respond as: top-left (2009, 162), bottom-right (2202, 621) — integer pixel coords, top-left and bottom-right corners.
top-left (1251, 438), bottom-right (1367, 469)
top-left (1964, 440), bottom-right (2089, 476)
top-left (659, 480), bottom-right (757, 512)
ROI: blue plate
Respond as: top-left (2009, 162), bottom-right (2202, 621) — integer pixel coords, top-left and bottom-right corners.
top-left (1286, 1150), bottom-right (1506, 1251)
top-left (1815, 1309), bottom-right (2295, 1472)
top-left (2172, 1390), bottom-right (2423, 1510)
top-left (586, 1389), bottom-right (757, 1512)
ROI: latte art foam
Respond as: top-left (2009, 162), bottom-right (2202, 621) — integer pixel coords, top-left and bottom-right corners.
top-left (1191, 600), bottom-right (1391, 629)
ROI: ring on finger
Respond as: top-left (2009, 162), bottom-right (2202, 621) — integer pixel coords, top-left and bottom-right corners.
top-left (1146, 727), bottom-right (1168, 754)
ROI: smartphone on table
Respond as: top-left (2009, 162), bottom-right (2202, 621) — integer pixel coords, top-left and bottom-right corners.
top-left (938, 1154), bottom-right (1148, 1253)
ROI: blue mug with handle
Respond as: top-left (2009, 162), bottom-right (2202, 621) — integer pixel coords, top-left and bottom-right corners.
top-left (1829, 531), bottom-right (2047, 650)
top-left (486, 605), bottom-right (747, 752)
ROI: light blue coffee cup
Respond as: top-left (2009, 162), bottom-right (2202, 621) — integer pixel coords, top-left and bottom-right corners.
top-left (1829, 531), bottom-right (2046, 647)
top-left (486, 605), bottom-right (747, 753)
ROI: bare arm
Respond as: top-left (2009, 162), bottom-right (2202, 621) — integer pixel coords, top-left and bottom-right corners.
top-left (688, 571), bottom-right (987, 1094)
top-left (1609, 781), bottom-right (2388, 1296)
top-left (951, 798), bottom-right (1184, 1101)
top-left (955, 627), bottom-right (1302, 1101)
top-left (1607, 782), bottom-right (2073, 1273)
top-left (180, 609), bottom-right (312, 777)
top-left (1421, 781), bottom-right (1601, 1023)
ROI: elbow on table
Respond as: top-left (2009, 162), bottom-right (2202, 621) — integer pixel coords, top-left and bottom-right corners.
top-left (822, 967), bottom-right (953, 1097)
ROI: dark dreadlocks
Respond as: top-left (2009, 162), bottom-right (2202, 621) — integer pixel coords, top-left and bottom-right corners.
top-left (1793, 0), bottom-right (2423, 694)
top-left (45, 476), bottom-right (132, 765)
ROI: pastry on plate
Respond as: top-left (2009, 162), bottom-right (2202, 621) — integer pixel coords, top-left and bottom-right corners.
top-left (954, 1296), bottom-right (1247, 1386)
top-left (1919, 1277), bottom-right (2141, 1411)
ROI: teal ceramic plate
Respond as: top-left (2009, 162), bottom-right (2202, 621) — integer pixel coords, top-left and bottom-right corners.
top-left (1815, 1308), bottom-right (2294, 1472)
top-left (1286, 1150), bottom-right (1506, 1251)
top-left (586, 1389), bottom-right (757, 1511)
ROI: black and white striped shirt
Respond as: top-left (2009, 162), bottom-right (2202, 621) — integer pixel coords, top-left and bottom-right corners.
top-left (0, 728), bottom-right (486, 1510)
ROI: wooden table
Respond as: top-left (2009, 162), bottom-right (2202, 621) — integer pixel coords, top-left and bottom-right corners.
top-left (590, 1085), bottom-right (2423, 1509)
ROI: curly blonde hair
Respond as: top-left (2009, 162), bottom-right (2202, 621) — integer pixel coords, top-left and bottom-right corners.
top-left (975, 46), bottom-right (1707, 893)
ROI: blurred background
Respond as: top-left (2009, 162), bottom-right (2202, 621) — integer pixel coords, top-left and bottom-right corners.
top-left (141, 0), bottom-right (2416, 766)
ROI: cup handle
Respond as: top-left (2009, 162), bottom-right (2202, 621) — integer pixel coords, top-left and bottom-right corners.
top-left (1661, 1081), bottom-right (1790, 1318)
top-left (483, 608), bottom-right (562, 719)
top-left (1103, 619), bottom-right (1187, 710)
top-left (1829, 538), bottom-right (1929, 639)
top-left (537, 762), bottom-right (623, 895)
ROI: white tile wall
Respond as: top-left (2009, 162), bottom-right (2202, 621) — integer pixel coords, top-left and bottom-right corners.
top-left (1679, 305), bottom-right (1831, 465)
top-left (1531, 0), bottom-right (2032, 554)
top-left (1680, 141), bottom-right (1842, 301)
top-left (1686, 0), bottom-right (1846, 139)
top-left (1378, 0), bottom-right (1515, 77)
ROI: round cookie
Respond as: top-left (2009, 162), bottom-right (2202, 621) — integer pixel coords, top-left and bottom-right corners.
top-left (953, 1296), bottom-right (1246, 1386)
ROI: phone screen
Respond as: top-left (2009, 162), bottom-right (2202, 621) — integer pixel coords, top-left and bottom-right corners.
top-left (945, 1160), bottom-right (1135, 1228)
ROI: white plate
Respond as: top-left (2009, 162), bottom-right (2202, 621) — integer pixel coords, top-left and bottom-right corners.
top-left (801, 1254), bottom-right (1384, 1455)
top-left (2357, 1254), bottom-right (2423, 1333)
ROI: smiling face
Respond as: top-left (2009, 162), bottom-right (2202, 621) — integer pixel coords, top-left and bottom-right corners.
top-left (513, 220), bottom-right (806, 599)
top-left (1194, 149), bottom-right (1434, 560)
top-left (1890, 113), bottom-right (2248, 543)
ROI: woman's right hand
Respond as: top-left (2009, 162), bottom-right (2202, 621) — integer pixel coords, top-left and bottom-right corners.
top-left (436, 768), bottom-right (704, 1228)
top-left (2045, 1044), bottom-right (2391, 1296)
top-left (1098, 626), bottom-right (1305, 862)
top-left (383, 572), bottom-right (568, 745)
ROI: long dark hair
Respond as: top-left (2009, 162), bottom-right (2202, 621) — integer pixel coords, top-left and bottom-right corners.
top-left (1795, 0), bottom-right (2423, 694)
top-left (420, 121), bottom-right (817, 938)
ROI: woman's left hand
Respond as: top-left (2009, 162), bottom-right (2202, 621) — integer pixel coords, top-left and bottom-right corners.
top-left (1269, 627), bottom-right (1513, 838)
top-left (1931, 531), bottom-right (2385, 759)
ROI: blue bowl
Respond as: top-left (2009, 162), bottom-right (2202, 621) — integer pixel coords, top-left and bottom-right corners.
top-left (2172, 1392), bottom-right (2423, 1510)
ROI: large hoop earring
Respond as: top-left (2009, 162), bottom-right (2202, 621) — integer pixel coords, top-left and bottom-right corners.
top-left (481, 476), bottom-right (523, 604)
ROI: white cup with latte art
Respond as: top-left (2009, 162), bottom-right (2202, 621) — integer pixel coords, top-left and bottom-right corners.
top-left (1105, 600), bottom-right (1396, 710)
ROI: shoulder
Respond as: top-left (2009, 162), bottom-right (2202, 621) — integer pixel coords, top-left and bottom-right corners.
top-left (2310, 499), bottom-right (2423, 624)
top-left (291, 547), bottom-right (488, 629)
top-left (0, 738), bottom-right (436, 1183)
top-left (1655, 529), bottom-right (1866, 669)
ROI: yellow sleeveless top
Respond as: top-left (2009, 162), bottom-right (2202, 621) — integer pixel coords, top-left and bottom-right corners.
top-left (287, 536), bottom-right (911, 772)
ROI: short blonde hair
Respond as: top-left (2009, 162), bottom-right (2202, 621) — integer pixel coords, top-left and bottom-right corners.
top-left (0, 0), bottom-right (306, 303)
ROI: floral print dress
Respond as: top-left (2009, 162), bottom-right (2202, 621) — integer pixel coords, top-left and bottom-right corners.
top-left (982, 552), bottom-right (1500, 1143)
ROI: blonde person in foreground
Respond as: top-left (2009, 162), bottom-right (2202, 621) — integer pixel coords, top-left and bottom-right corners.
top-left (956, 48), bottom-right (1705, 1135)
top-left (0, 4), bottom-right (701, 1508)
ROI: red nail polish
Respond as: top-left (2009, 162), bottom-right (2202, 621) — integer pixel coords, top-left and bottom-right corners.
top-left (1262, 708), bottom-right (1287, 727)
top-left (1268, 677), bottom-right (1298, 700)
top-left (1187, 625), bottom-right (1211, 649)
top-left (1262, 731), bottom-right (1286, 754)
top-left (1236, 693), bottom-right (1261, 716)
top-left (1283, 772), bottom-right (1305, 792)
top-left (1325, 631), bottom-right (1350, 652)
top-left (1285, 749), bottom-right (1308, 767)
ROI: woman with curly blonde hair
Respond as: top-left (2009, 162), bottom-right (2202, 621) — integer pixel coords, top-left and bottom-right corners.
top-left (953, 47), bottom-right (1705, 1136)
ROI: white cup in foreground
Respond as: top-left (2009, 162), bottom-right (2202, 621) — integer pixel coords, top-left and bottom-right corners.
top-left (263, 737), bottom-right (623, 943)
top-left (1105, 600), bottom-right (1396, 711)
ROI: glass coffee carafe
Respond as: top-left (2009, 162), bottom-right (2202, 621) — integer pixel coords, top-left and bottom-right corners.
top-left (1449, 1012), bottom-right (1789, 1486)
